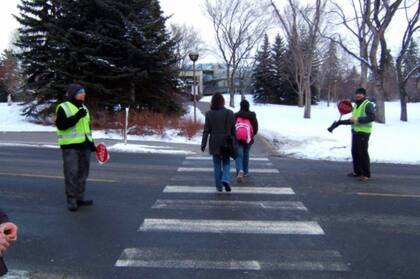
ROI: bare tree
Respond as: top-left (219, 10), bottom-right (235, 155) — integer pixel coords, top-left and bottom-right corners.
top-left (170, 24), bottom-right (207, 71)
top-left (396, 0), bottom-right (420, 121)
top-left (205, 0), bottom-right (271, 107)
top-left (271, 0), bottom-right (326, 118)
top-left (327, 0), bottom-right (404, 123)
top-left (330, 0), bottom-right (371, 88)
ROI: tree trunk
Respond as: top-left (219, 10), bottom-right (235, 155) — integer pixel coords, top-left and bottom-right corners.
top-left (303, 78), bottom-right (311, 119)
top-left (373, 77), bottom-right (386, 123)
top-left (361, 63), bottom-right (368, 88)
top-left (298, 89), bottom-right (304, 107)
top-left (327, 84), bottom-right (331, 107)
top-left (7, 94), bottom-right (12, 106)
top-left (399, 84), bottom-right (408, 122)
top-left (229, 67), bottom-right (235, 108)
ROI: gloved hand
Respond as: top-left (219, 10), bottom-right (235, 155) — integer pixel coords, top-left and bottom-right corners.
top-left (201, 145), bottom-right (205, 152)
top-left (327, 121), bottom-right (339, 133)
top-left (89, 142), bottom-right (97, 152)
top-left (75, 107), bottom-right (87, 119)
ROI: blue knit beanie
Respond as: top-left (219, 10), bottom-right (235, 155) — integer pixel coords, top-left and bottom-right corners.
top-left (66, 83), bottom-right (85, 99)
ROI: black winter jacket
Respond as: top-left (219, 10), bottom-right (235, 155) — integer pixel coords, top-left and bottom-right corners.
top-left (0, 209), bottom-right (9, 276)
top-left (201, 108), bottom-right (235, 155)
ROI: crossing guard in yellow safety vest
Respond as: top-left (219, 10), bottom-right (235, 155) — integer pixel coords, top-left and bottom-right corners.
top-left (348, 87), bottom-right (375, 181)
top-left (56, 83), bottom-right (97, 212)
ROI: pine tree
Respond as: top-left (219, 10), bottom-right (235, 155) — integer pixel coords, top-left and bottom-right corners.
top-left (402, 39), bottom-right (419, 78)
top-left (252, 34), bottom-right (274, 103)
top-left (16, 0), bottom-right (180, 117)
top-left (270, 34), bottom-right (297, 104)
top-left (15, 0), bottom-right (61, 115)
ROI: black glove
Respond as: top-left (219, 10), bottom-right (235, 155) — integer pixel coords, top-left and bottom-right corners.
top-left (327, 121), bottom-right (339, 133)
top-left (75, 107), bottom-right (87, 119)
top-left (89, 142), bottom-right (97, 152)
top-left (201, 145), bottom-right (205, 152)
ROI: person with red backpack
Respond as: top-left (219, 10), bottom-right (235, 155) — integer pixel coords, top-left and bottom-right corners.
top-left (234, 100), bottom-right (258, 182)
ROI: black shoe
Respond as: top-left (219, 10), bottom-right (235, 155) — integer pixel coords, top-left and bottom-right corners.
top-left (222, 181), bottom-right (231, 192)
top-left (67, 201), bottom-right (78, 212)
top-left (77, 199), bottom-right (93, 206)
top-left (216, 187), bottom-right (223, 192)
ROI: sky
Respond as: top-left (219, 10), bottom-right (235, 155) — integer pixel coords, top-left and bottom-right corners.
top-left (0, 0), bottom-right (416, 62)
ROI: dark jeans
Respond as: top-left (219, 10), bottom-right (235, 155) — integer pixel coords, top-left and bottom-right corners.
top-left (235, 142), bottom-right (252, 174)
top-left (212, 155), bottom-right (231, 190)
top-left (62, 148), bottom-right (91, 202)
top-left (351, 132), bottom-right (371, 177)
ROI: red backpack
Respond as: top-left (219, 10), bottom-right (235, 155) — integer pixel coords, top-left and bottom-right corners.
top-left (235, 116), bottom-right (254, 144)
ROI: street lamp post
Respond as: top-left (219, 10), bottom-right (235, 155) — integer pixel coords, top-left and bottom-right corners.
top-left (189, 51), bottom-right (199, 123)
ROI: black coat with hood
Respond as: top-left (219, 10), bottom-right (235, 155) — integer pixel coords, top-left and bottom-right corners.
top-left (201, 107), bottom-right (235, 155)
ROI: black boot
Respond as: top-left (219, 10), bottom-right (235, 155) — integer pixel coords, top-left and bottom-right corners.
top-left (77, 199), bottom-right (93, 206)
top-left (67, 199), bottom-right (78, 212)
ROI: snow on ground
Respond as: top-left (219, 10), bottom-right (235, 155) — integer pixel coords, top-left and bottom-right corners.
top-left (0, 103), bottom-right (55, 132)
top-left (200, 94), bottom-right (420, 165)
top-left (0, 103), bottom-right (203, 155)
top-left (2, 99), bottom-right (420, 164)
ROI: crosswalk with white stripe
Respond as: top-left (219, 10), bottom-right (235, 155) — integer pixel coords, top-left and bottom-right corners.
top-left (114, 156), bottom-right (350, 275)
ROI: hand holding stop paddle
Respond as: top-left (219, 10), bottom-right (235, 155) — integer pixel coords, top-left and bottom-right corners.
top-left (327, 99), bottom-right (353, 133)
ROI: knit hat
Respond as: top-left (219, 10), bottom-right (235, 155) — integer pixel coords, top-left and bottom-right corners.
top-left (66, 83), bottom-right (85, 99)
top-left (355, 87), bottom-right (366, 95)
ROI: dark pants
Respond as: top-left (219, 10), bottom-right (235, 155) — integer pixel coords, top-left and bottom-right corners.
top-left (0, 257), bottom-right (7, 276)
top-left (62, 148), bottom-right (91, 203)
top-left (351, 132), bottom-right (371, 177)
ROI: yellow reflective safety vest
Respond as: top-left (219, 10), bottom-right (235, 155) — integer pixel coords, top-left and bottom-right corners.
top-left (56, 101), bottom-right (92, 146)
top-left (352, 99), bottom-right (373, 134)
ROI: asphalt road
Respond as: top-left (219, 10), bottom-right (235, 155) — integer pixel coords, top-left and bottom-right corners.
top-left (1, 145), bottom-right (420, 279)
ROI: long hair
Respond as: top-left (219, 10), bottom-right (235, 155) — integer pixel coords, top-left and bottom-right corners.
top-left (240, 99), bottom-right (250, 112)
top-left (211, 93), bottom-right (225, 110)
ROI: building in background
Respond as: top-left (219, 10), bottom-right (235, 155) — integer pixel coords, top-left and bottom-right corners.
top-left (179, 63), bottom-right (253, 98)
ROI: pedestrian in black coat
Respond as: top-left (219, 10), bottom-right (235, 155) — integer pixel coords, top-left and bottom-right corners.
top-left (0, 209), bottom-right (18, 277)
top-left (234, 99), bottom-right (258, 182)
top-left (201, 93), bottom-right (235, 192)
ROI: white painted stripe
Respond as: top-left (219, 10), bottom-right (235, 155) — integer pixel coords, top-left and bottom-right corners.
top-left (152, 200), bottom-right (307, 211)
top-left (139, 219), bottom-right (324, 235)
top-left (177, 167), bottom-right (279, 173)
top-left (3, 270), bottom-right (30, 279)
top-left (181, 161), bottom-right (274, 166)
top-left (260, 261), bottom-right (349, 271)
top-left (186, 156), bottom-right (269, 161)
top-left (164, 186), bottom-right (295, 195)
top-left (116, 259), bottom-right (261, 270)
top-left (115, 248), bottom-right (348, 271)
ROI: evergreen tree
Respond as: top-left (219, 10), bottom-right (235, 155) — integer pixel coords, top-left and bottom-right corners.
top-left (402, 39), bottom-right (419, 78)
top-left (16, 0), bottom-right (180, 117)
top-left (252, 34), bottom-right (274, 103)
top-left (271, 34), bottom-right (288, 103)
top-left (14, 0), bottom-right (61, 115)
